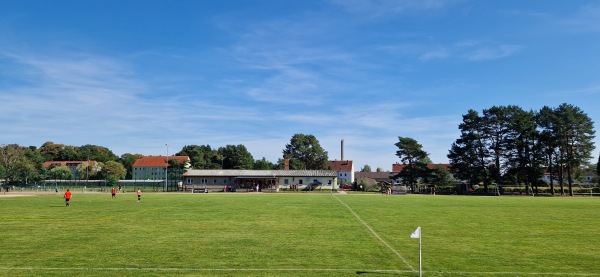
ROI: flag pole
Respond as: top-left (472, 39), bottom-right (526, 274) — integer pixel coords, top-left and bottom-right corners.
top-left (410, 226), bottom-right (422, 277)
top-left (419, 228), bottom-right (422, 277)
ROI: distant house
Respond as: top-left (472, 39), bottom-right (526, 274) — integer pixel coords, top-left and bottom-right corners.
top-left (355, 171), bottom-right (393, 184)
top-left (542, 169), bottom-right (598, 187)
top-left (43, 161), bottom-right (95, 176)
top-left (183, 169), bottom-right (338, 191)
top-left (328, 160), bottom-right (354, 184)
top-left (132, 156), bottom-right (190, 180)
top-left (354, 171), bottom-right (394, 189)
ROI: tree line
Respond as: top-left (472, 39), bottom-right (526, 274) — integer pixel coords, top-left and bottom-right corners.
top-left (0, 134), bottom-right (330, 186)
top-left (395, 103), bottom-right (597, 196)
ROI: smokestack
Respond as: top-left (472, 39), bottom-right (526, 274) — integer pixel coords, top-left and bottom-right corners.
top-left (341, 139), bottom-right (344, 161)
top-left (284, 155), bottom-right (289, 170)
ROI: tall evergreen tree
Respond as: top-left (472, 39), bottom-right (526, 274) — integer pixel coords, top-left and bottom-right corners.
top-left (448, 110), bottom-right (492, 192)
top-left (505, 108), bottom-right (543, 194)
top-left (554, 103), bottom-right (596, 196)
top-left (537, 106), bottom-right (561, 195)
top-left (394, 137), bottom-right (429, 191)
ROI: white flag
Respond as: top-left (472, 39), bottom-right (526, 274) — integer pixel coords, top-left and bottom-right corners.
top-left (410, 227), bottom-right (421, 239)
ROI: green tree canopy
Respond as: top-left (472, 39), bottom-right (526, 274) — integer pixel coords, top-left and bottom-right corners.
top-left (78, 144), bottom-right (119, 163)
top-left (50, 165), bottom-right (73, 180)
top-left (177, 145), bottom-right (221, 169)
top-left (101, 161), bottom-right (127, 180)
top-left (120, 153), bottom-right (143, 179)
top-left (219, 144), bottom-right (254, 169)
top-left (282, 134), bottom-right (329, 170)
top-left (449, 104), bottom-right (595, 195)
top-left (394, 137), bottom-right (430, 191)
top-left (254, 157), bottom-right (277, 170)
top-left (76, 161), bottom-right (101, 180)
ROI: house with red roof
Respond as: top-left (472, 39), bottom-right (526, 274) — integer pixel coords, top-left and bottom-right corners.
top-left (132, 155), bottom-right (190, 180)
top-left (43, 160), bottom-right (96, 176)
top-left (328, 160), bottom-right (354, 184)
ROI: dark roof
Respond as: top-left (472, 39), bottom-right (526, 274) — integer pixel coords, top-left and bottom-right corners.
top-left (354, 171), bottom-right (393, 180)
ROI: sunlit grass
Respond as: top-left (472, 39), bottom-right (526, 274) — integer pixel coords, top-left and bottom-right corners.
top-left (0, 192), bottom-right (598, 276)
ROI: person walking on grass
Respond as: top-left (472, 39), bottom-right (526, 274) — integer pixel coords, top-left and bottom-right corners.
top-left (137, 188), bottom-right (142, 202)
top-left (111, 187), bottom-right (117, 198)
top-left (64, 189), bottom-right (72, 207)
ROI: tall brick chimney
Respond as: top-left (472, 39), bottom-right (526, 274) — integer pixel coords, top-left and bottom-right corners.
top-left (284, 155), bottom-right (289, 170)
top-left (341, 139), bottom-right (344, 161)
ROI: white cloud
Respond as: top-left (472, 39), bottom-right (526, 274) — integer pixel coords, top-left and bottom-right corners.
top-left (559, 4), bottom-right (600, 33)
top-left (465, 44), bottom-right (522, 61)
top-left (329, 0), bottom-right (451, 18)
top-left (419, 48), bottom-right (449, 61)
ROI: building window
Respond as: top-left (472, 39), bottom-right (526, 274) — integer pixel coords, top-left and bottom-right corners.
top-left (223, 179), bottom-right (227, 184)
top-left (299, 179), bottom-right (303, 185)
top-left (284, 179), bottom-right (289, 184)
top-left (328, 180), bottom-right (332, 185)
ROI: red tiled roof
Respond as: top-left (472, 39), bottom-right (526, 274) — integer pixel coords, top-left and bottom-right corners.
top-left (328, 160), bottom-right (353, 172)
top-left (392, 163), bottom-right (451, 173)
top-left (132, 156), bottom-right (190, 167)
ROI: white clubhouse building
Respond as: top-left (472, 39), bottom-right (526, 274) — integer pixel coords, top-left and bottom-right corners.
top-left (183, 169), bottom-right (338, 192)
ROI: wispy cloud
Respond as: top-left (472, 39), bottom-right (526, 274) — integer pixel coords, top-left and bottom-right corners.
top-left (384, 40), bottom-right (522, 62)
top-left (419, 48), bottom-right (449, 61)
top-left (329, 0), bottom-right (451, 18)
top-left (465, 44), bottom-right (522, 61)
top-left (225, 18), bottom-right (353, 106)
top-left (559, 4), bottom-right (600, 33)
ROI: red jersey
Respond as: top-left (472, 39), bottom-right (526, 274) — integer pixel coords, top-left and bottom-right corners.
top-left (64, 191), bottom-right (72, 199)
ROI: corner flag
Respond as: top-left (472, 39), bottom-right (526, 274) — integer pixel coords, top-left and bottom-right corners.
top-left (410, 226), bottom-right (422, 277)
top-left (410, 227), bottom-right (421, 239)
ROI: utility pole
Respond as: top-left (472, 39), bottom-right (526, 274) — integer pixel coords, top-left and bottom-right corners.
top-left (165, 144), bottom-right (169, 192)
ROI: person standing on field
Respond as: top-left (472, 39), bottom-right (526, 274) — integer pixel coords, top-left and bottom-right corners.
top-left (64, 189), bottom-right (72, 207)
top-left (111, 187), bottom-right (117, 198)
top-left (137, 188), bottom-right (142, 202)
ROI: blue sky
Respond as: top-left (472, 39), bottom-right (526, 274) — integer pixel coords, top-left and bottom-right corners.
top-left (1, 0), bottom-right (599, 171)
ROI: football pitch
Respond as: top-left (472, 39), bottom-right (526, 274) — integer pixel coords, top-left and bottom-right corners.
top-left (0, 192), bottom-right (598, 276)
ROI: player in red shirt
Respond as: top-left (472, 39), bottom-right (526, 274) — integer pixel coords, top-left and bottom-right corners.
top-left (111, 187), bottom-right (117, 198)
top-left (64, 189), bottom-right (72, 207)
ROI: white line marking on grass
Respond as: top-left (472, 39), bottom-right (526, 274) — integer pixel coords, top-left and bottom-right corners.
top-left (332, 195), bottom-right (416, 272)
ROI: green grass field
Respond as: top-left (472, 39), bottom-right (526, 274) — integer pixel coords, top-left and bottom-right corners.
top-left (0, 192), bottom-right (598, 276)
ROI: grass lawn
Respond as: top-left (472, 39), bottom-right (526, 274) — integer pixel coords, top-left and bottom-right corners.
top-left (0, 192), bottom-right (599, 276)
